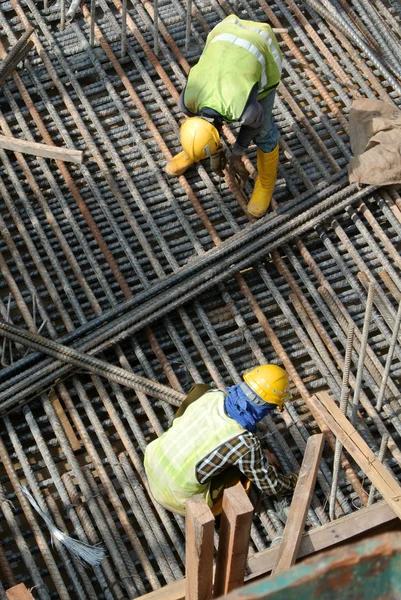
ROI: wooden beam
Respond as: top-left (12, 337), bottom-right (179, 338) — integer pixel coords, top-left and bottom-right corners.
top-left (311, 392), bottom-right (401, 520)
top-left (247, 500), bottom-right (397, 580)
top-left (6, 583), bottom-right (35, 599)
top-left (185, 494), bottom-right (214, 600)
top-left (138, 501), bottom-right (397, 600)
top-left (49, 389), bottom-right (81, 451)
top-left (213, 485), bottom-right (254, 597)
top-left (272, 434), bottom-right (325, 575)
top-left (0, 134), bottom-right (83, 164)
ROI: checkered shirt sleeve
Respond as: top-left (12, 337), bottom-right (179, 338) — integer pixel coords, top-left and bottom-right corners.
top-left (196, 432), bottom-right (297, 496)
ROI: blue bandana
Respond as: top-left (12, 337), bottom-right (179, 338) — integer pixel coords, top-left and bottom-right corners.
top-left (224, 384), bottom-right (277, 433)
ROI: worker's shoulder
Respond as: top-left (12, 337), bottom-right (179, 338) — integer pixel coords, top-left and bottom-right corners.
top-left (202, 387), bottom-right (226, 397)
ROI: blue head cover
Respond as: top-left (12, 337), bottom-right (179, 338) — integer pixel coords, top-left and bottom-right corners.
top-left (224, 383), bottom-right (277, 433)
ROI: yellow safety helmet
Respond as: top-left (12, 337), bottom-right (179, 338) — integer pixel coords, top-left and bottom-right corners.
top-left (180, 117), bottom-right (221, 162)
top-left (243, 364), bottom-right (291, 410)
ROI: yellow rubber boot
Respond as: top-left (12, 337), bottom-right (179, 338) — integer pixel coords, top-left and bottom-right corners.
top-left (247, 145), bottom-right (279, 218)
top-left (165, 151), bottom-right (194, 176)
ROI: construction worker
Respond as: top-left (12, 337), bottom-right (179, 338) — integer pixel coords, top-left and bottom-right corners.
top-left (165, 15), bottom-right (282, 218)
top-left (144, 364), bottom-right (298, 516)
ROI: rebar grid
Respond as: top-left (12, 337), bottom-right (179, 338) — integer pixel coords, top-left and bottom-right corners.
top-left (0, 0), bottom-right (401, 597)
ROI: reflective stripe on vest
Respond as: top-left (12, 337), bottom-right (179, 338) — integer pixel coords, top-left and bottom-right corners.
top-left (184, 16), bottom-right (282, 121)
top-left (212, 17), bottom-right (282, 84)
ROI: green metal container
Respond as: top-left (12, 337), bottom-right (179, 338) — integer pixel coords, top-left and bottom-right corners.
top-left (224, 532), bottom-right (401, 600)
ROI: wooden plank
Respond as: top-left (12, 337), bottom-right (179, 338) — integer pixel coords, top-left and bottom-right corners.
top-left (140, 577), bottom-right (185, 600)
top-left (272, 433), bottom-right (325, 575)
top-left (213, 485), bottom-right (254, 597)
top-left (311, 392), bottom-right (401, 519)
top-left (49, 389), bottom-right (81, 451)
top-left (185, 494), bottom-right (214, 600)
top-left (138, 501), bottom-right (397, 600)
top-left (0, 134), bottom-right (83, 164)
top-left (247, 500), bottom-right (397, 580)
top-left (6, 583), bottom-right (35, 599)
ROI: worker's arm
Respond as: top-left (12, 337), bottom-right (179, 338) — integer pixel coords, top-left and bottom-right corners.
top-left (232, 85), bottom-right (265, 156)
top-left (236, 436), bottom-right (298, 496)
top-left (196, 433), bottom-right (297, 496)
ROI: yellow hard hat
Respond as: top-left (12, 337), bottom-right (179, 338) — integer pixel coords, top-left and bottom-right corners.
top-left (180, 117), bottom-right (221, 162)
top-left (243, 364), bottom-right (291, 410)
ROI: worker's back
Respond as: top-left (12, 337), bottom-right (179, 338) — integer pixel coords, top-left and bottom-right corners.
top-left (144, 390), bottom-right (245, 515)
top-left (184, 15), bottom-right (282, 121)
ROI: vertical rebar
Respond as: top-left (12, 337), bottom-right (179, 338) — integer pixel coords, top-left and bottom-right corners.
top-left (121, 0), bottom-right (127, 57)
top-left (60, 0), bottom-right (66, 30)
top-left (351, 282), bottom-right (375, 425)
top-left (329, 323), bottom-right (355, 521)
top-left (153, 0), bottom-right (159, 55)
top-left (90, 0), bottom-right (96, 46)
top-left (367, 434), bottom-right (389, 506)
top-left (376, 300), bottom-right (401, 413)
top-left (185, 0), bottom-right (192, 52)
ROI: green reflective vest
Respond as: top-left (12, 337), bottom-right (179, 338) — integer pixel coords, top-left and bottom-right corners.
top-left (144, 390), bottom-right (246, 515)
top-left (184, 15), bottom-right (283, 122)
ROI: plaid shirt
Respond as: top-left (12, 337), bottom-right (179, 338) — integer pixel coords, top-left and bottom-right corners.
top-left (196, 431), bottom-right (297, 496)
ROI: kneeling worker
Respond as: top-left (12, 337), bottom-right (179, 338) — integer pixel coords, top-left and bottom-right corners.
top-left (165, 15), bottom-right (283, 218)
top-left (144, 364), bottom-right (298, 515)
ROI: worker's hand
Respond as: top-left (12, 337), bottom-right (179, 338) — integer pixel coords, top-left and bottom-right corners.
top-left (229, 154), bottom-right (249, 188)
top-left (210, 150), bottom-right (227, 177)
top-left (264, 449), bottom-right (280, 469)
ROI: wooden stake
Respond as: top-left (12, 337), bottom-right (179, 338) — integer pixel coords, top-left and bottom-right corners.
top-left (272, 433), bottom-right (325, 575)
top-left (0, 134), bottom-right (83, 164)
top-left (6, 583), bottom-right (35, 599)
top-left (49, 389), bottom-right (81, 451)
top-left (311, 392), bottom-right (401, 520)
top-left (213, 485), bottom-right (254, 597)
top-left (185, 495), bottom-right (214, 600)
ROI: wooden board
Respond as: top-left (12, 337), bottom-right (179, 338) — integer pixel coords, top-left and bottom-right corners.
top-left (49, 389), bottom-right (81, 451)
top-left (138, 501), bottom-right (397, 600)
top-left (6, 583), bottom-right (35, 599)
top-left (213, 485), bottom-right (254, 597)
top-left (272, 433), bottom-right (325, 575)
top-left (185, 495), bottom-right (214, 600)
top-left (311, 392), bottom-right (401, 519)
top-left (0, 134), bottom-right (83, 164)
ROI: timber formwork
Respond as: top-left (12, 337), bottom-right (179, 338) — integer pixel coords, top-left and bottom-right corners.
top-left (0, 0), bottom-right (401, 598)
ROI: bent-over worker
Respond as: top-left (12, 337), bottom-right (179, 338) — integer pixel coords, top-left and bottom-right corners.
top-left (165, 15), bottom-right (283, 218)
top-left (144, 364), bottom-right (298, 515)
